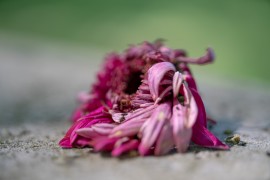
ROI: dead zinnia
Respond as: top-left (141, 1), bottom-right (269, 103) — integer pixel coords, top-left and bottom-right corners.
top-left (59, 40), bottom-right (229, 156)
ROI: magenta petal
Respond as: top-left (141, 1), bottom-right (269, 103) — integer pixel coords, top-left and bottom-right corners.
top-left (59, 137), bottom-right (72, 148)
top-left (112, 140), bottom-right (139, 157)
top-left (190, 89), bottom-right (229, 150)
top-left (184, 74), bottom-right (198, 91)
top-left (70, 119), bottom-right (93, 144)
top-left (189, 88), bottom-right (207, 127)
top-left (59, 106), bottom-right (113, 148)
top-left (192, 125), bottom-right (229, 150)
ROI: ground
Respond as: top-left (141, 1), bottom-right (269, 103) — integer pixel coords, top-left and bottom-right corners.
top-left (0, 40), bottom-right (270, 180)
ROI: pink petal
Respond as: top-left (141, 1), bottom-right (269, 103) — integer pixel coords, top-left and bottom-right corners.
top-left (111, 118), bottom-right (145, 138)
top-left (92, 125), bottom-right (114, 135)
top-left (76, 137), bottom-right (91, 147)
top-left (171, 99), bottom-right (192, 153)
top-left (173, 71), bottom-right (183, 98)
top-left (154, 122), bottom-right (174, 155)
top-left (112, 140), bottom-right (139, 157)
top-left (92, 137), bottom-right (119, 151)
top-left (139, 102), bottom-right (172, 156)
top-left (59, 106), bottom-right (113, 148)
top-left (70, 117), bottom-right (112, 145)
top-left (147, 62), bottom-right (176, 100)
top-left (182, 84), bottom-right (198, 128)
top-left (125, 105), bottom-right (157, 122)
top-left (76, 128), bottom-right (99, 139)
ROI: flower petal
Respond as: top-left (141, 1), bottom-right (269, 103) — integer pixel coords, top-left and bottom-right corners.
top-left (76, 128), bottom-right (99, 139)
top-left (192, 125), bottom-right (229, 150)
top-left (190, 88), bottom-right (229, 150)
top-left (92, 137), bottom-right (119, 151)
top-left (154, 122), bottom-right (174, 155)
top-left (171, 99), bottom-right (192, 153)
top-left (173, 71), bottom-right (183, 98)
top-left (139, 102), bottom-right (172, 156)
top-left (148, 62), bottom-right (176, 100)
top-left (112, 140), bottom-right (139, 157)
top-left (111, 118), bottom-right (145, 138)
top-left (182, 84), bottom-right (198, 128)
top-left (189, 88), bottom-right (207, 127)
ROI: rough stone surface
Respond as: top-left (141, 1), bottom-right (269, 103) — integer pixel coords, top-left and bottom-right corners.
top-left (0, 40), bottom-right (270, 180)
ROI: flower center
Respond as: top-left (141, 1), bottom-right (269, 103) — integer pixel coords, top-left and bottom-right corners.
top-left (124, 71), bottom-right (143, 95)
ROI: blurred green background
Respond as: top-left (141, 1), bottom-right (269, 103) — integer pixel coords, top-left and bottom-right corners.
top-left (0, 0), bottom-right (270, 83)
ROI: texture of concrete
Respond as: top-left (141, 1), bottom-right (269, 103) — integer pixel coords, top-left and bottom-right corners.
top-left (0, 40), bottom-right (270, 180)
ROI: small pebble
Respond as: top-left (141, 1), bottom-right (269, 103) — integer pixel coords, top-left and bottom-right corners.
top-left (225, 134), bottom-right (240, 144)
top-left (225, 134), bottom-right (247, 146)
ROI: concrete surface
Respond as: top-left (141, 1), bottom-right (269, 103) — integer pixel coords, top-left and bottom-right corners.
top-left (0, 39), bottom-right (270, 180)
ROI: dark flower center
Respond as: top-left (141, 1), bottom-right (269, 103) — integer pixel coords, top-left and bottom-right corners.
top-left (124, 71), bottom-right (143, 95)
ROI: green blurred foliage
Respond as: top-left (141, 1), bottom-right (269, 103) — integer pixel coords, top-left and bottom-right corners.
top-left (0, 0), bottom-right (270, 83)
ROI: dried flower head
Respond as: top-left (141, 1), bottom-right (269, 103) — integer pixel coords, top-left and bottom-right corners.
top-left (59, 40), bottom-right (229, 156)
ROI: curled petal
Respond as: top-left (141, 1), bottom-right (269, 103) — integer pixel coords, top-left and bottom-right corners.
top-left (148, 62), bottom-right (176, 100)
top-left (173, 71), bottom-right (183, 98)
top-left (177, 48), bottom-right (215, 65)
top-left (155, 86), bottom-right (172, 104)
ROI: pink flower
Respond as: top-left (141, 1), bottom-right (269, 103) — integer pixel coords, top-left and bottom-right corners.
top-left (59, 40), bottom-right (229, 156)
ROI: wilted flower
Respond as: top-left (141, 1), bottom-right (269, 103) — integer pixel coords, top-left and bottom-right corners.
top-left (59, 40), bottom-right (229, 156)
